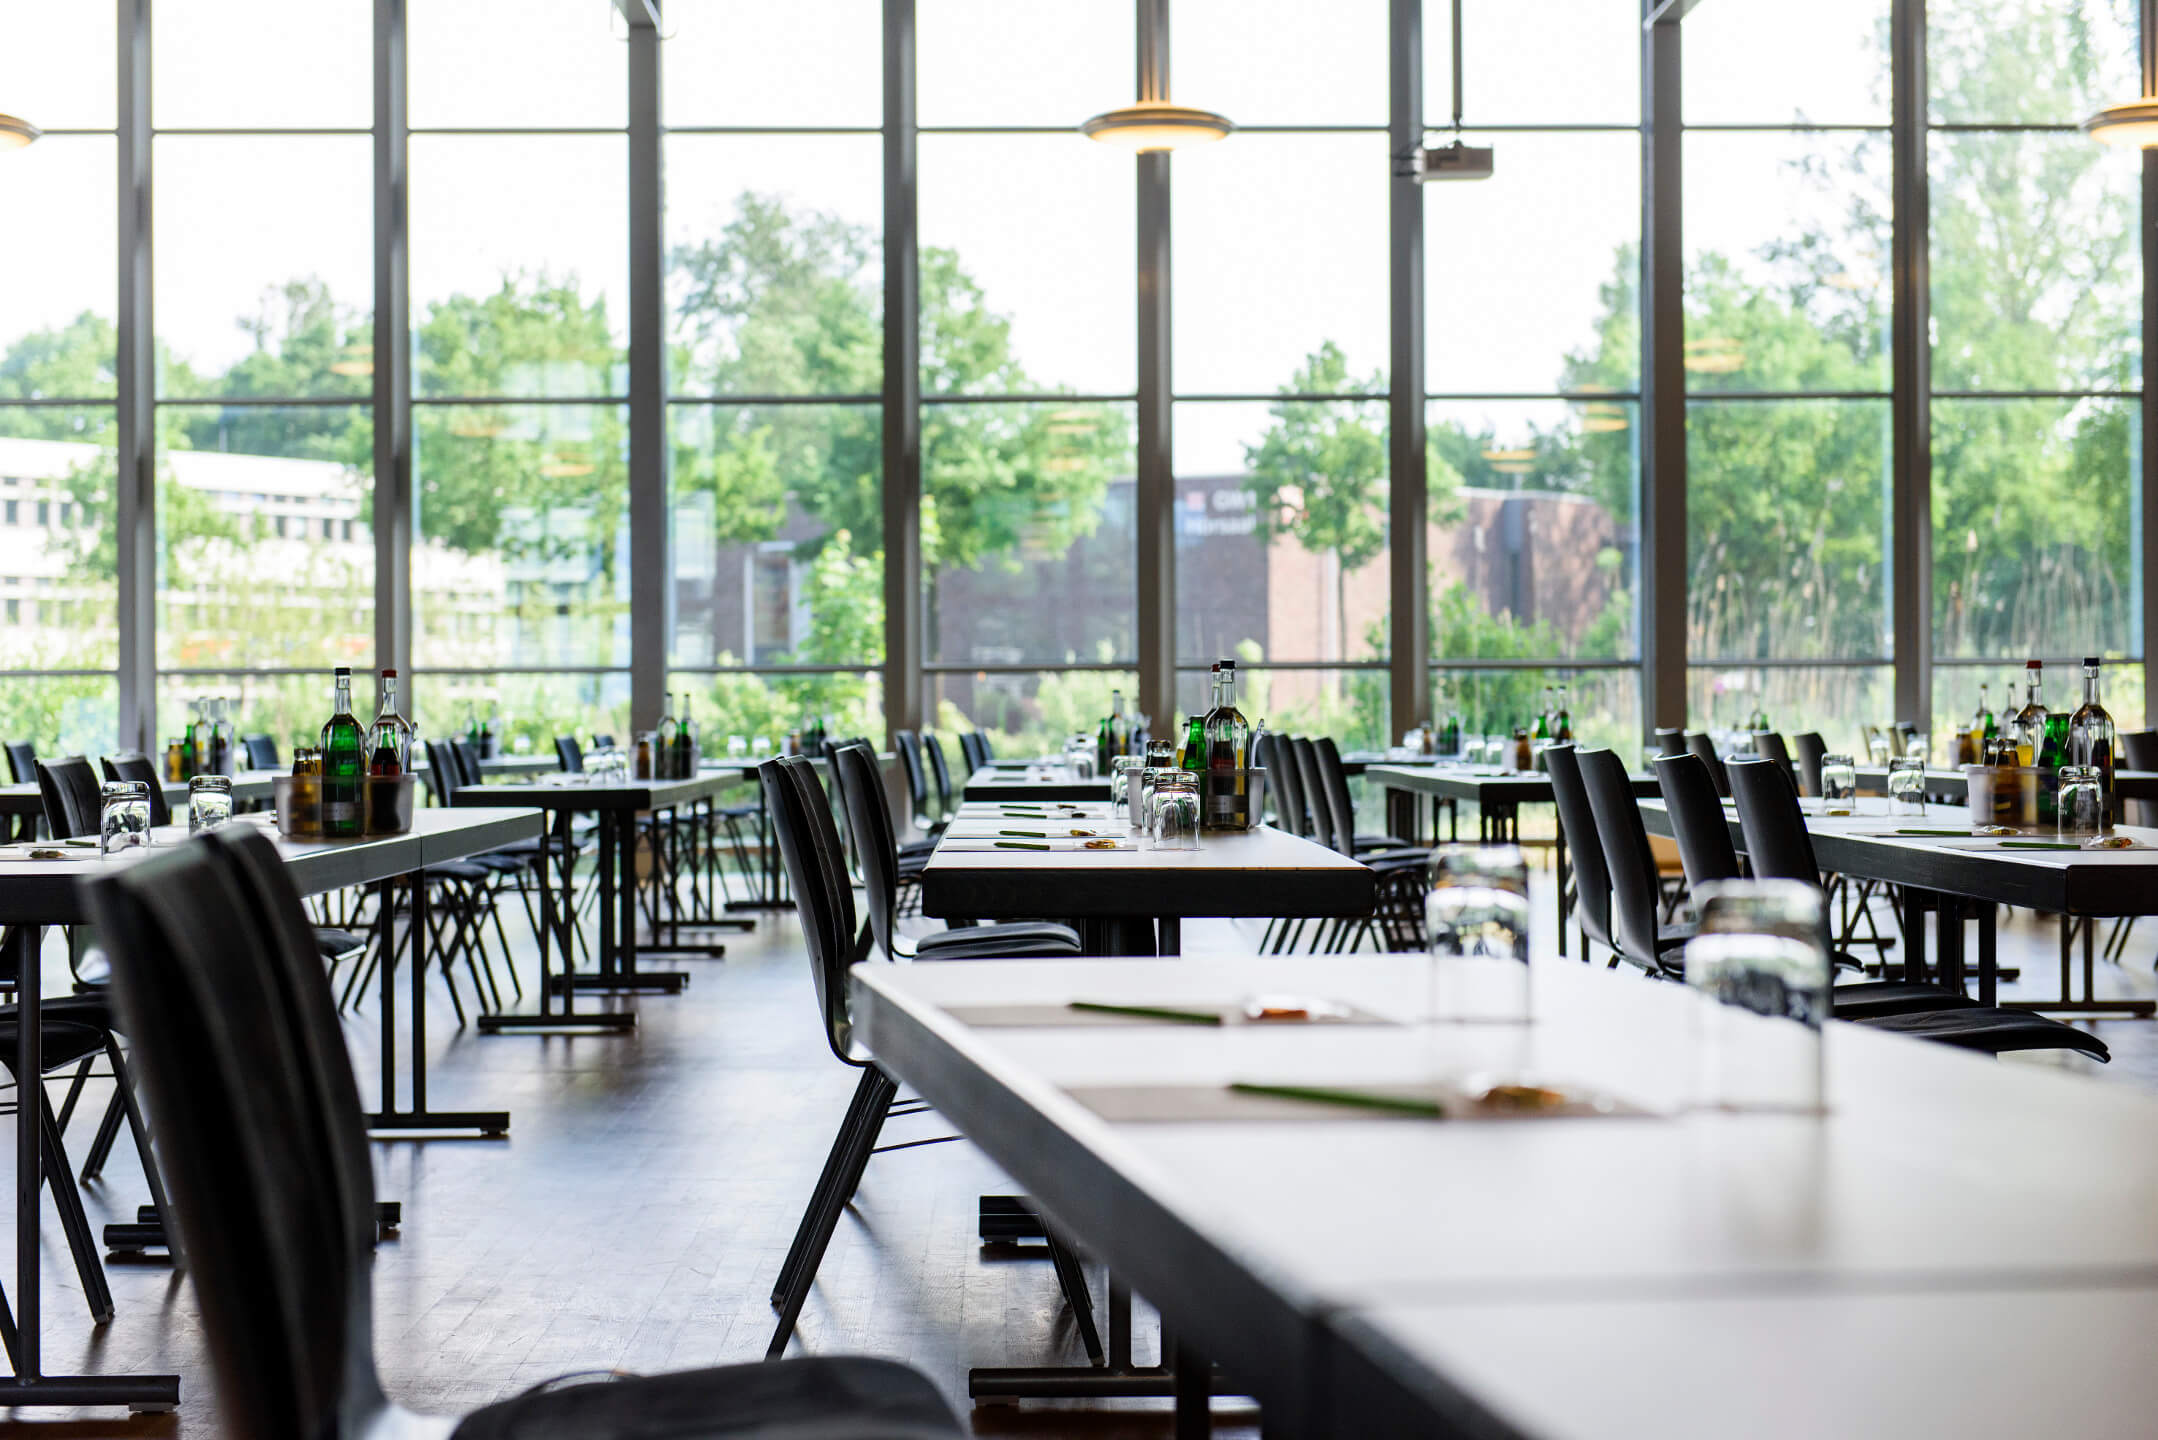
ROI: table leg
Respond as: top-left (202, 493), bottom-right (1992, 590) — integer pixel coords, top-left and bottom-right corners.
top-left (1902, 888), bottom-right (1928, 985)
top-left (482, 809), bottom-right (635, 1033)
top-left (1937, 893), bottom-right (1965, 996)
top-left (1554, 807), bottom-right (1570, 959)
top-left (552, 805), bottom-right (687, 995)
top-left (1173, 1338), bottom-right (1212, 1440)
top-left (369, 873), bottom-right (511, 1136)
top-left (1977, 902), bottom-right (1997, 1007)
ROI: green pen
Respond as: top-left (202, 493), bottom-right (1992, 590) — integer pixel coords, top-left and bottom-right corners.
top-left (1999, 841), bottom-right (2084, 851)
top-left (1228, 1082), bottom-right (1444, 1117)
top-left (993, 839), bottom-right (1051, 851)
top-left (1894, 829), bottom-right (1971, 837)
top-left (998, 829), bottom-right (1048, 837)
top-left (1070, 1001), bottom-right (1222, 1025)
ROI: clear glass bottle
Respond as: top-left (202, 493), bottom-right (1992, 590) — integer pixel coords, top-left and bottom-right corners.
top-left (1553, 684), bottom-right (1573, 744)
top-left (1107, 690), bottom-right (1131, 762)
top-left (1971, 682), bottom-right (1996, 756)
top-left (370, 668), bottom-right (412, 777)
top-left (319, 667), bottom-right (368, 837)
top-left (657, 694), bottom-right (679, 777)
top-left (1205, 661), bottom-right (1249, 827)
top-left (2009, 661), bottom-right (2047, 767)
top-left (2068, 657), bottom-right (2116, 826)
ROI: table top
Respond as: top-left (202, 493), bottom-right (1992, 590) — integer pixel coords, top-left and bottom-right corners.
top-left (1639, 796), bottom-right (2158, 915)
top-left (0, 805), bottom-right (543, 925)
top-left (920, 808), bottom-right (1372, 920)
top-left (853, 953), bottom-right (2158, 1436)
top-left (1846, 763), bottom-right (2158, 803)
top-left (960, 765), bottom-right (1113, 802)
top-left (1364, 762), bottom-right (1659, 803)
top-left (452, 770), bottom-right (745, 811)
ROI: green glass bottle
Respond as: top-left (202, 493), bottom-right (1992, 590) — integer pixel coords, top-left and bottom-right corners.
top-left (674, 690), bottom-right (698, 778)
top-left (320, 666), bottom-right (367, 837)
top-left (1182, 670), bottom-right (1214, 777)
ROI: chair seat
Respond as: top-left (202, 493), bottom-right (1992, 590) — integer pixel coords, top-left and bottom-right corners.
top-left (450, 1355), bottom-right (962, 1440)
top-left (898, 837), bottom-right (938, 858)
top-left (916, 921), bottom-right (1082, 960)
top-left (1858, 1006), bottom-right (2111, 1060)
top-left (425, 861), bottom-right (494, 883)
top-left (0, 1017), bottom-right (112, 1075)
top-left (1352, 833), bottom-right (1413, 853)
top-left (718, 802), bottom-right (762, 819)
top-left (315, 928), bottom-right (367, 961)
top-left (897, 852), bottom-right (931, 880)
top-left (1828, 981), bottom-right (1980, 1020)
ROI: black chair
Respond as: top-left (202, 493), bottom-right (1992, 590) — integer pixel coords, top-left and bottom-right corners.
top-left (833, 744), bottom-right (1078, 962)
top-left (922, 734), bottom-right (956, 818)
top-left (87, 827), bottom-right (961, 1440)
top-left (1722, 756), bottom-right (2109, 1058)
top-left (1683, 731), bottom-right (1730, 797)
top-left (1546, 744), bottom-right (1618, 964)
top-left (241, 733), bottom-right (279, 771)
top-left (1577, 747), bottom-right (1692, 975)
top-left (5, 738), bottom-right (37, 783)
top-left (555, 735), bottom-right (583, 773)
top-left (1314, 737), bottom-right (1415, 855)
top-left (1792, 731), bottom-right (1827, 798)
top-left (1653, 727), bottom-right (1687, 759)
top-left (975, 730), bottom-right (996, 763)
top-left (958, 731), bottom-right (986, 773)
top-left (892, 730), bottom-right (940, 835)
top-left (2120, 730), bottom-right (2158, 827)
top-left (1894, 720), bottom-right (1921, 753)
top-left (35, 754), bottom-right (103, 841)
top-left (101, 751), bottom-right (172, 827)
top-left (1752, 731), bottom-right (1795, 787)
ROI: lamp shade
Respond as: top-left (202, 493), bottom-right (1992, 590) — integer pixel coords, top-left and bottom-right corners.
top-left (0, 114), bottom-right (40, 151)
top-left (1080, 101), bottom-right (1234, 152)
top-left (2083, 97), bottom-right (2158, 147)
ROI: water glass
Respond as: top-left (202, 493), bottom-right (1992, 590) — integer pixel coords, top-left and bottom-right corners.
top-left (1425, 844), bottom-right (1532, 1022)
top-left (1886, 756), bottom-right (1926, 817)
top-left (1819, 753), bottom-right (1857, 815)
top-left (1685, 879), bottom-right (1830, 1114)
top-left (100, 780), bottom-right (153, 856)
top-left (1066, 736), bottom-right (1097, 781)
top-left (1865, 728), bottom-right (1893, 768)
top-left (1109, 755), bottom-right (1143, 821)
top-left (2058, 765), bottom-right (2105, 840)
top-left (188, 774), bottom-right (233, 834)
top-left (1146, 772), bottom-right (1202, 851)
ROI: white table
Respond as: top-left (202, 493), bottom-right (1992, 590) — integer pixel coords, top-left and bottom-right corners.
top-left (853, 953), bottom-right (2158, 1437)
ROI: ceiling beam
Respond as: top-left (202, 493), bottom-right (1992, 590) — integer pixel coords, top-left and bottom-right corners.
top-left (613, 0), bottom-right (660, 30)
top-left (1642, 0), bottom-right (1708, 26)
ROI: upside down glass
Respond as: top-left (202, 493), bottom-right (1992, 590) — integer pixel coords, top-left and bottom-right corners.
top-left (1146, 770), bottom-right (1202, 851)
top-left (1819, 753), bottom-right (1857, 815)
top-left (1425, 844), bottom-right (1532, 1023)
top-left (1886, 756), bottom-right (1926, 817)
top-left (1685, 879), bottom-right (1830, 1114)
top-left (188, 774), bottom-right (233, 834)
top-left (100, 780), bottom-right (153, 856)
top-left (1109, 755), bottom-right (1142, 823)
top-left (2058, 764), bottom-right (2105, 842)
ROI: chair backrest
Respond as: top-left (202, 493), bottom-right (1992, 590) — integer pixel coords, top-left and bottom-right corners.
top-left (88, 830), bottom-right (388, 1440)
top-left (1792, 731), bottom-right (1827, 797)
top-left (1653, 752), bottom-right (1741, 891)
top-left (1753, 731), bottom-right (1794, 786)
top-left (975, 730), bottom-right (995, 762)
top-left (591, 733), bottom-right (615, 751)
top-left (422, 738), bottom-right (458, 806)
top-left (1893, 720), bottom-right (1920, 753)
top-left (2121, 730), bottom-right (2158, 826)
top-left (1726, 754), bottom-right (1821, 884)
top-left (36, 755), bottom-right (104, 840)
top-left (834, 742), bottom-right (906, 963)
top-left (760, 756), bottom-right (869, 1068)
top-left (242, 733), bottom-right (280, 771)
top-left (922, 734), bottom-right (954, 814)
top-left (1313, 737), bottom-right (1362, 852)
top-left (1544, 744), bottom-right (1613, 953)
top-left (1653, 727), bottom-right (1687, 759)
top-left (4, 739), bottom-right (36, 784)
top-left (958, 732), bottom-right (985, 772)
top-left (1288, 737), bottom-right (1338, 851)
top-left (892, 730), bottom-right (928, 821)
top-left (1683, 731), bottom-right (1730, 797)
top-left (449, 738), bottom-right (482, 788)
top-left (102, 751), bottom-right (172, 827)
top-left (554, 735), bottom-right (583, 773)
top-left (1263, 733), bottom-right (1310, 837)
top-left (1579, 746), bottom-right (1668, 973)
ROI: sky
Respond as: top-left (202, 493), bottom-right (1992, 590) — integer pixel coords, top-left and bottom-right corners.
top-left (0, 0), bottom-right (2091, 472)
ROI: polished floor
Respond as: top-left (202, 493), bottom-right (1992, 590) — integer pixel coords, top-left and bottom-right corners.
top-left (1, 853), bottom-right (2152, 1435)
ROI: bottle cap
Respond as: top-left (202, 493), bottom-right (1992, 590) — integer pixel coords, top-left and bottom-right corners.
top-left (2026, 659), bottom-right (2042, 669)
top-left (334, 666), bottom-right (351, 677)
top-left (381, 667), bottom-right (397, 678)
top-left (2085, 656), bottom-right (2101, 667)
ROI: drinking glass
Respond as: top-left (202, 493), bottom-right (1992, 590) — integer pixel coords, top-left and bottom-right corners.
top-left (727, 734), bottom-right (748, 759)
top-left (1109, 755), bottom-right (1143, 821)
top-left (1886, 756), bottom-right (1926, 817)
top-left (1146, 771), bottom-right (1202, 851)
top-left (752, 735), bottom-right (771, 756)
top-left (188, 774), bottom-right (233, 834)
top-left (1685, 878), bottom-right (1830, 1114)
top-left (1066, 736), bottom-right (1097, 781)
top-left (1865, 728), bottom-right (1892, 768)
top-left (1819, 753), bottom-right (1857, 815)
top-left (100, 780), bottom-right (153, 856)
top-left (2058, 765), bottom-right (2105, 841)
top-left (1425, 844), bottom-right (1532, 1023)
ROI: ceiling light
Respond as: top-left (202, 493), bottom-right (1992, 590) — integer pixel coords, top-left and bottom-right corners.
top-left (2083, 97), bottom-right (2158, 147)
top-left (1081, 101), bottom-right (1233, 153)
top-left (0, 114), bottom-right (40, 151)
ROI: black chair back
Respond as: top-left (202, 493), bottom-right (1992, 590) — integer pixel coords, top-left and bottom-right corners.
top-left (449, 738), bottom-right (483, 788)
top-left (36, 755), bottom-right (103, 840)
top-left (892, 730), bottom-right (930, 825)
top-left (102, 752), bottom-right (172, 827)
top-left (958, 732), bottom-right (985, 772)
top-left (1545, 744), bottom-right (1614, 955)
top-left (88, 830), bottom-right (388, 1440)
top-left (1653, 727), bottom-right (1686, 759)
top-left (1753, 731), bottom-right (1794, 786)
top-left (591, 734), bottom-right (616, 751)
top-left (242, 733), bottom-right (280, 771)
top-left (4, 739), bottom-right (36, 784)
top-left (2121, 730), bottom-right (2158, 826)
top-left (834, 743), bottom-right (908, 963)
top-left (1725, 755), bottom-right (1820, 884)
top-left (760, 757), bottom-right (869, 1068)
top-left (923, 734), bottom-right (954, 815)
top-left (1263, 734), bottom-right (1310, 837)
top-left (1579, 746), bottom-right (1670, 973)
top-left (1683, 731), bottom-right (1730, 797)
top-left (1313, 738), bottom-right (1363, 854)
top-left (1893, 720), bottom-right (1920, 754)
top-left (975, 730), bottom-right (995, 763)
top-left (554, 735), bottom-right (583, 773)
top-left (1653, 752), bottom-right (1741, 890)
top-left (1792, 731), bottom-right (1827, 797)
top-left (423, 738), bottom-right (458, 806)
top-left (1288, 737), bottom-right (1338, 851)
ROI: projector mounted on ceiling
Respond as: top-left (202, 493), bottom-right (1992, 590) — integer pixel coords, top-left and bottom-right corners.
top-left (1418, 140), bottom-right (1494, 182)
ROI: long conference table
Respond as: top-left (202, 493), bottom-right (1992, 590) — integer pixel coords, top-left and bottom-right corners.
top-left (0, 803), bottom-right (542, 1412)
top-left (855, 952), bottom-right (2158, 1438)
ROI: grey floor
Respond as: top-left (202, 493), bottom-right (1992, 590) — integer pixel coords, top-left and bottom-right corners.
top-left (1, 855), bottom-right (2149, 1436)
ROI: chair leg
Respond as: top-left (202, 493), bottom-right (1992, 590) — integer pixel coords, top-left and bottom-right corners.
top-left (39, 1089), bottom-right (114, 1323)
top-left (105, 1038), bottom-right (184, 1271)
top-left (768, 1066), bottom-right (897, 1359)
top-left (1043, 1226), bottom-right (1105, 1365)
top-left (78, 1086), bottom-right (126, 1181)
top-left (771, 1067), bottom-right (889, 1306)
top-left (54, 1054), bottom-right (94, 1133)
